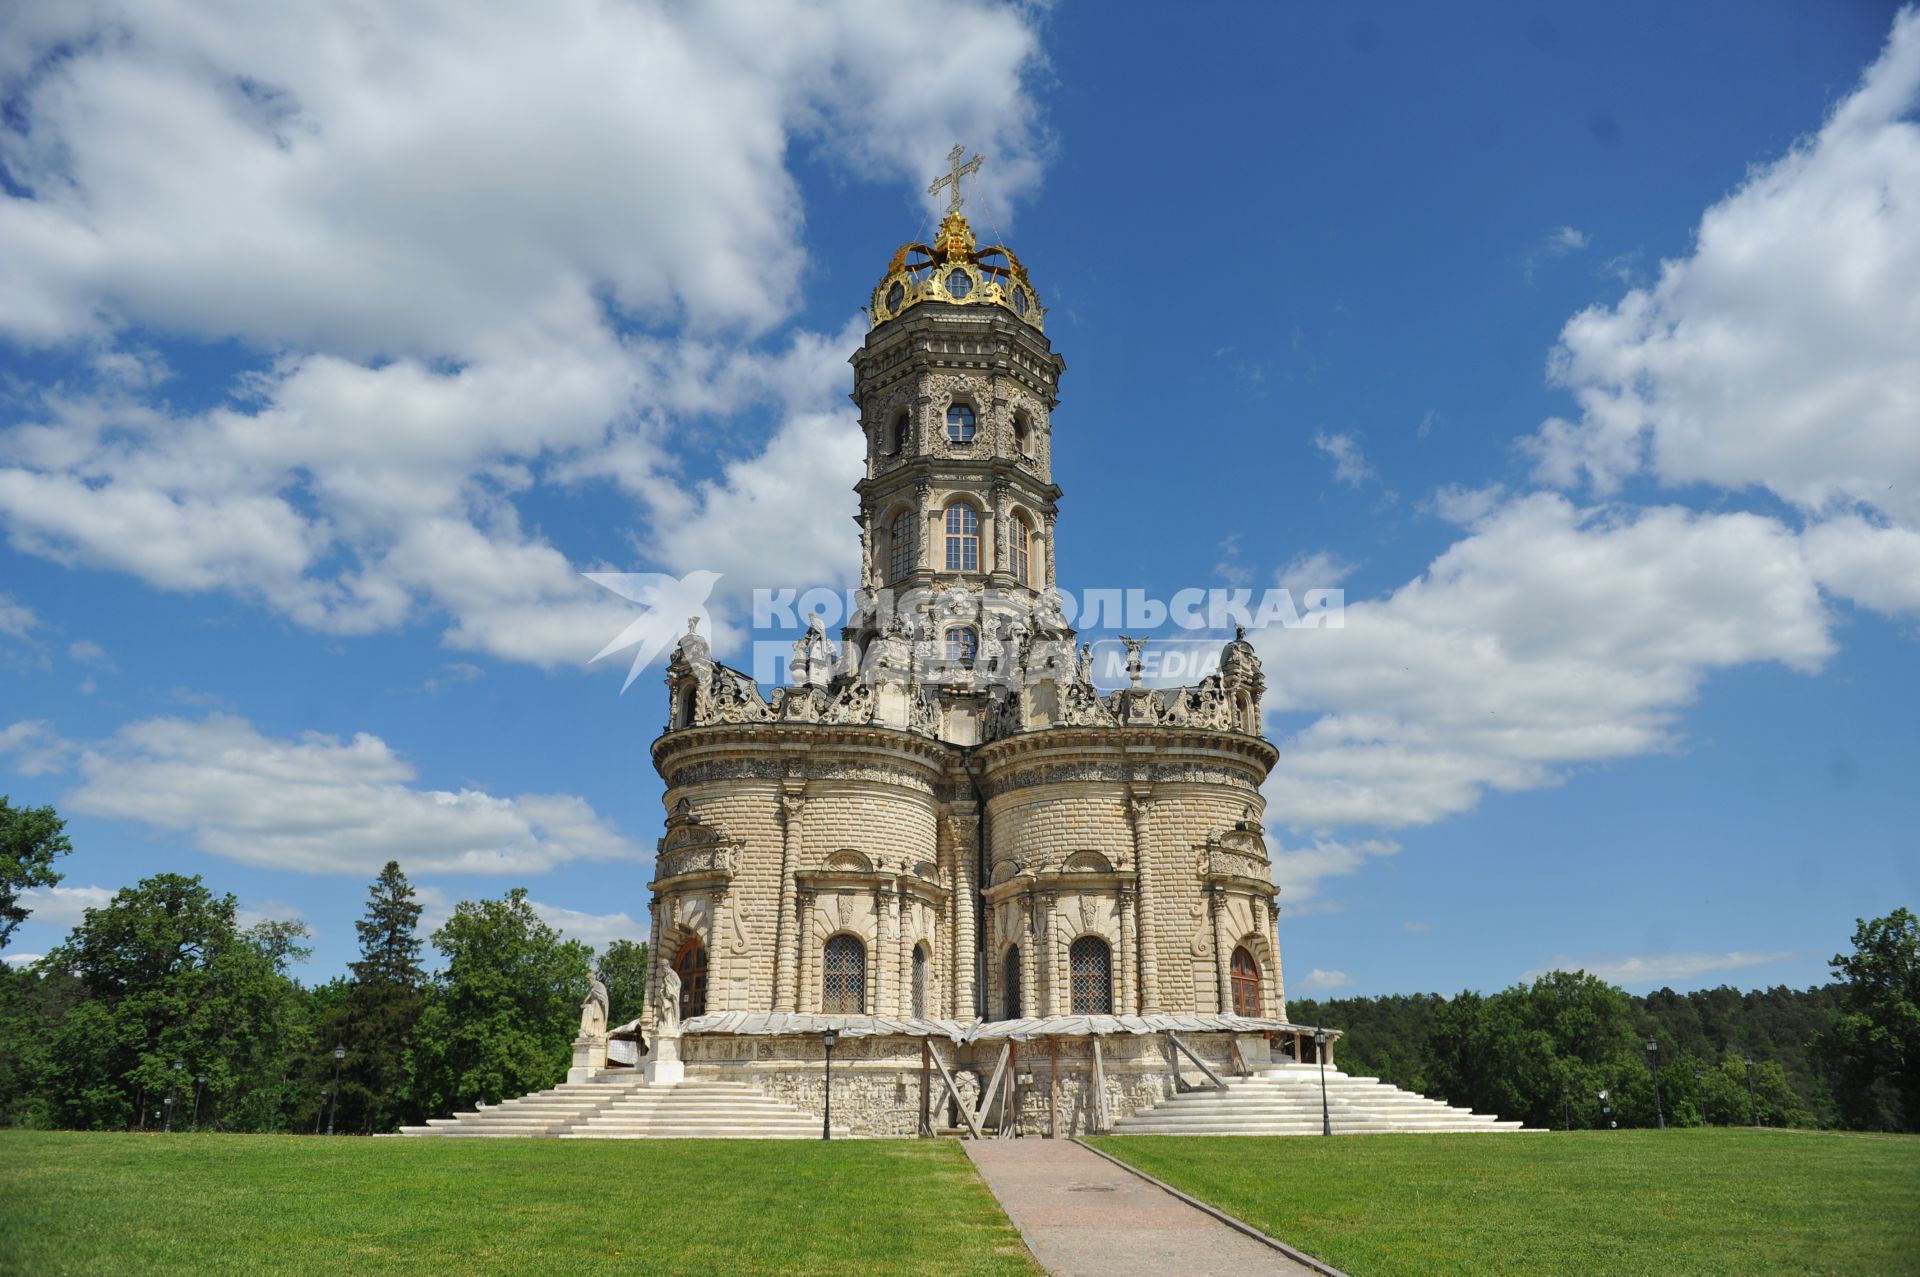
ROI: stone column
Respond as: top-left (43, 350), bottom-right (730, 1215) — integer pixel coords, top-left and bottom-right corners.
top-left (991, 482), bottom-right (1009, 572)
top-left (773, 788), bottom-right (805, 1011)
top-left (1270, 893), bottom-right (1287, 1022)
top-left (1021, 892), bottom-right (1040, 1018)
top-left (1209, 887), bottom-right (1231, 1015)
top-left (1042, 513), bottom-right (1057, 588)
top-left (1116, 887), bottom-right (1137, 1014)
top-left (796, 889), bottom-right (816, 1012)
top-left (645, 895), bottom-right (664, 1033)
top-left (874, 881), bottom-right (896, 1015)
top-left (1037, 890), bottom-right (1058, 1016)
top-left (947, 809), bottom-right (980, 1018)
top-left (1128, 795), bottom-right (1158, 1012)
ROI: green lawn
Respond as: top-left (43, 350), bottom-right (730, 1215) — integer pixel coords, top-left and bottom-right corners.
top-left (0, 1133), bottom-right (1038, 1277)
top-left (1089, 1129), bottom-right (1920, 1277)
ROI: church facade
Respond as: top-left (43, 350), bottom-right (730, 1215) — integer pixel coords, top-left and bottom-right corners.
top-left (625, 191), bottom-right (1333, 1135)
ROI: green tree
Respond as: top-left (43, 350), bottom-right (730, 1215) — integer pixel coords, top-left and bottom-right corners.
top-left (598, 939), bottom-right (648, 1026)
top-left (0, 798), bottom-right (73, 950)
top-left (1818, 907), bottom-right (1920, 1131)
top-left (41, 874), bottom-right (311, 1130)
top-left (315, 862), bottom-right (426, 1133)
top-left (403, 888), bottom-right (592, 1119)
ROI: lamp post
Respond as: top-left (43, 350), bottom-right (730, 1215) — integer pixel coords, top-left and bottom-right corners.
top-left (1645, 1038), bottom-right (1665, 1130)
top-left (192, 1073), bottom-right (206, 1133)
top-left (1599, 1087), bottom-right (1613, 1130)
top-left (1313, 1028), bottom-right (1331, 1137)
top-left (821, 1028), bottom-right (838, 1141)
top-left (165, 1059), bottom-right (182, 1133)
top-left (1745, 1055), bottom-right (1757, 1127)
top-left (327, 1043), bottom-right (345, 1136)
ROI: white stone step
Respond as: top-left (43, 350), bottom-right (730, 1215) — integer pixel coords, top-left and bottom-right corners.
top-left (1110, 1067), bottom-right (1536, 1135)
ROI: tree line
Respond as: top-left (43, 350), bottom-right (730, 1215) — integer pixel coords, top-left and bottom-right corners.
top-left (4, 796), bottom-right (1916, 1133)
top-left (1, 798), bottom-right (647, 1132)
top-left (1291, 907), bottom-right (1919, 1133)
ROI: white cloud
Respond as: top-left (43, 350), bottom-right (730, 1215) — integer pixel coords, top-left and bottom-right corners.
top-left (1529, 950), bottom-right (1796, 988)
top-left (0, 594), bottom-right (39, 640)
top-left (1802, 516), bottom-right (1920, 618)
top-left (1295, 969), bottom-right (1354, 992)
top-left (529, 900), bottom-right (649, 953)
top-left (33, 713), bottom-right (646, 875)
top-left (1312, 430), bottom-right (1374, 487)
top-left (1275, 550), bottom-right (1357, 600)
top-left (1528, 10), bottom-right (1920, 532)
top-left (15, 884), bottom-right (114, 931)
top-left (1272, 836), bottom-right (1400, 908)
top-left (3, 953), bottom-right (44, 968)
top-left (1257, 493), bottom-right (1833, 830)
top-left (0, 0), bottom-right (1046, 668)
top-left (1525, 225), bottom-right (1590, 282)
top-left (0, 720), bottom-right (77, 776)
top-left (67, 639), bottom-right (113, 670)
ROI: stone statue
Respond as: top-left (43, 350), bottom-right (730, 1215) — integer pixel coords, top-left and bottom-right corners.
top-left (580, 971), bottom-right (609, 1038)
top-left (658, 965), bottom-right (682, 1037)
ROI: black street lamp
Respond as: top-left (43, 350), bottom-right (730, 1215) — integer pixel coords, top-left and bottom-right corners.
top-left (327, 1043), bottom-right (345, 1136)
top-left (1644, 1038), bottom-right (1665, 1130)
top-left (1599, 1087), bottom-right (1613, 1129)
top-left (192, 1073), bottom-right (206, 1133)
top-left (165, 1059), bottom-right (182, 1133)
top-left (821, 1028), bottom-right (838, 1141)
top-left (1745, 1055), bottom-right (1757, 1127)
top-left (1313, 1028), bottom-right (1331, 1136)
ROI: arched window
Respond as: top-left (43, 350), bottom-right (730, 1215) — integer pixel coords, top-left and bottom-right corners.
top-left (672, 938), bottom-right (708, 1020)
top-left (1003, 947), bottom-right (1022, 1020)
top-left (944, 503), bottom-right (979, 572)
top-left (1230, 946), bottom-right (1262, 1017)
top-left (822, 934), bottom-right (866, 1014)
top-left (946, 403), bottom-right (976, 444)
top-left (674, 685), bottom-right (695, 729)
top-left (1012, 412), bottom-right (1032, 457)
top-left (911, 944), bottom-right (929, 1019)
top-left (1069, 936), bottom-right (1113, 1014)
top-left (1009, 516), bottom-right (1033, 586)
top-left (888, 510), bottom-right (916, 583)
top-left (890, 411), bottom-right (910, 456)
top-left (944, 625), bottom-right (978, 663)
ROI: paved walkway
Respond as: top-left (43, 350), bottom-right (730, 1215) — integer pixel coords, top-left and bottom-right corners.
top-left (964, 1139), bottom-right (1321, 1277)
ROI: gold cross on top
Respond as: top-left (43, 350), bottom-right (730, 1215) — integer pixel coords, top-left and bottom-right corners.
top-left (927, 144), bottom-right (984, 215)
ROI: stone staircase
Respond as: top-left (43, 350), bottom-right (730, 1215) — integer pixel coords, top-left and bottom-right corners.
top-left (1109, 1063), bottom-right (1531, 1135)
top-left (397, 1073), bottom-right (849, 1139)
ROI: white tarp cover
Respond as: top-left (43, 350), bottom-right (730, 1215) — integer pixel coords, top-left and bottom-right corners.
top-left (673, 1011), bottom-right (1337, 1043)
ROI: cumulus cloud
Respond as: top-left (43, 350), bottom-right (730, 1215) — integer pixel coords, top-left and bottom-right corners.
top-left (25, 714), bottom-right (645, 875)
top-left (1529, 950), bottom-right (1796, 988)
top-left (1525, 225), bottom-right (1591, 281)
top-left (14, 884), bottom-right (115, 932)
top-left (1528, 10), bottom-right (1920, 541)
top-left (0, 0), bottom-right (1047, 667)
top-left (1295, 969), bottom-right (1354, 992)
top-left (0, 594), bottom-right (39, 640)
top-left (1257, 493), bottom-right (1832, 830)
top-left (528, 900), bottom-right (649, 953)
top-left (1272, 836), bottom-right (1400, 908)
top-left (0, 720), bottom-right (77, 776)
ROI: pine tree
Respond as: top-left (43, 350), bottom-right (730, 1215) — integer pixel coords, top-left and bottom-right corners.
top-left (324, 862), bottom-right (425, 1132)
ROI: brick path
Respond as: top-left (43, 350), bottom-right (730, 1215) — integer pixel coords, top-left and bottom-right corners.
top-left (963, 1139), bottom-right (1323, 1277)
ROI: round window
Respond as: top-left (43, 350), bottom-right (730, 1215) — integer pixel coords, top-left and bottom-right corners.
top-left (947, 269), bottom-right (972, 299)
top-left (886, 282), bottom-right (905, 311)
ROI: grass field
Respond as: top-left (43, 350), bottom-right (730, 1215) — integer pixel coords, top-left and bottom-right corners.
top-left (0, 1132), bottom-right (1039, 1277)
top-left (1089, 1129), bottom-right (1920, 1277)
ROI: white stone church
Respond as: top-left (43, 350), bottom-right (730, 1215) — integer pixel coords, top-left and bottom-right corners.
top-left (404, 167), bottom-right (1524, 1140)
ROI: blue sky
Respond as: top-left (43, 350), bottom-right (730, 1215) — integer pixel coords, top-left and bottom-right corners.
top-left (2, 1), bottom-right (1915, 1000)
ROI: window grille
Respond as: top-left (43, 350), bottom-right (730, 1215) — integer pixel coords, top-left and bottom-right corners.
top-left (944, 503), bottom-right (979, 572)
top-left (1230, 946), bottom-right (1262, 1017)
top-left (1069, 936), bottom-right (1113, 1015)
top-left (822, 934), bottom-right (866, 1014)
top-left (1003, 947), bottom-right (1022, 1020)
top-left (889, 511), bottom-right (916, 582)
top-left (673, 939), bottom-right (709, 1020)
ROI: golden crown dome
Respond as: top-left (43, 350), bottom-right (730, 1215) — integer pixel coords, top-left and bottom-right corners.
top-left (868, 209), bottom-right (1044, 332)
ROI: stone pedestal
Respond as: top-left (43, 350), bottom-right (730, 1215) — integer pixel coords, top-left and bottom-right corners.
top-left (644, 1033), bottom-right (684, 1085)
top-left (568, 1032), bottom-right (607, 1084)
top-left (1237, 1033), bottom-right (1272, 1067)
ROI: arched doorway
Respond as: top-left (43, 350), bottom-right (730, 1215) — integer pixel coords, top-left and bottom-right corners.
top-left (1230, 946), bottom-right (1261, 1017)
top-left (1069, 936), bottom-right (1113, 1014)
top-left (672, 937), bottom-right (708, 1020)
top-left (1003, 946), bottom-right (1022, 1019)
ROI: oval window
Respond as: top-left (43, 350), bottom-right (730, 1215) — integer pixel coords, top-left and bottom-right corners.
top-left (947, 269), bottom-right (972, 299)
